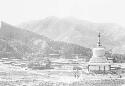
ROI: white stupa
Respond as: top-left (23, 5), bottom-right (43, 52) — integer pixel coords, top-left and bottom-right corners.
top-left (89, 32), bottom-right (108, 63)
top-left (88, 33), bottom-right (111, 74)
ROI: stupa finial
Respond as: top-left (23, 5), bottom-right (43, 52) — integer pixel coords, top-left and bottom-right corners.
top-left (97, 32), bottom-right (102, 47)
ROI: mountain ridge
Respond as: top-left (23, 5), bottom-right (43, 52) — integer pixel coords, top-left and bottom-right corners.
top-left (18, 17), bottom-right (125, 54)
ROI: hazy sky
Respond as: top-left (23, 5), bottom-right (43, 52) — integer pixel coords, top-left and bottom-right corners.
top-left (0, 0), bottom-right (125, 26)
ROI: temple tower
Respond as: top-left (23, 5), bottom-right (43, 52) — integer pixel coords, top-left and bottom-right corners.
top-left (88, 33), bottom-right (111, 74)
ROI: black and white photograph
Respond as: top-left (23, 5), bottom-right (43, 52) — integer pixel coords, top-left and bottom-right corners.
top-left (0, 0), bottom-right (125, 86)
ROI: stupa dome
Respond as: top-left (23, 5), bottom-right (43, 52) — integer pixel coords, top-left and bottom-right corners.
top-left (93, 47), bottom-right (105, 57)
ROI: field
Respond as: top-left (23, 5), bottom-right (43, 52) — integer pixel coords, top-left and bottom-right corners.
top-left (0, 59), bottom-right (125, 86)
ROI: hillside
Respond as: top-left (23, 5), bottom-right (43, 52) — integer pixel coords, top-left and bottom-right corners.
top-left (0, 21), bottom-right (91, 60)
top-left (19, 17), bottom-right (125, 54)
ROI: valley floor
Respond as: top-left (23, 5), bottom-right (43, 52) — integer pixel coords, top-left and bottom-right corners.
top-left (0, 62), bottom-right (125, 86)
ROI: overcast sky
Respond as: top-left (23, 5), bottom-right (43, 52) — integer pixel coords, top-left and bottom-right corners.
top-left (0, 0), bottom-right (125, 27)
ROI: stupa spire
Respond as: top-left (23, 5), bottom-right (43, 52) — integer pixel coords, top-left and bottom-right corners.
top-left (97, 32), bottom-right (102, 47)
